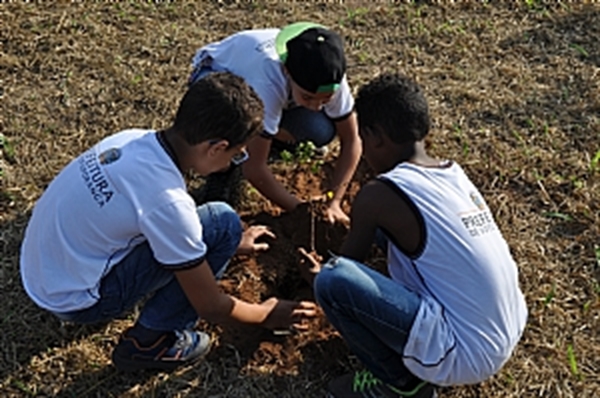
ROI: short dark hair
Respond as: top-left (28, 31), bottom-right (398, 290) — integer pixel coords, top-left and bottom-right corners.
top-left (173, 72), bottom-right (263, 146)
top-left (355, 73), bottom-right (430, 144)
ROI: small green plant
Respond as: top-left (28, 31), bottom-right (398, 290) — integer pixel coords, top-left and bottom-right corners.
top-left (453, 124), bottom-right (469, 157)
top-left (542, 212), bottom-right (573, 221)
top-left (570, 43), bottom-right (589, 58)
top-left (295, 141), bottom-right (316, 164)
top-left (543, 282), bottom-right (555, 306)
top-left (131, 74), bottom-right (143, 85)
top-left (0, 134), bottom-right (16, 163)
top-left (567, 344), bottom-right (581, 380)
top-left (590, 149), bottom-right (600, 173)
top-left (310, 159), bottom-right (324, 175)
top-left (279, 149), bottom-right (293, 164)
top-left (344, 6), bottom-right (369, 24)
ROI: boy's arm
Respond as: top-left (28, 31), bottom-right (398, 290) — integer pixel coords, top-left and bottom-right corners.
top-left (174, 260), bottom-right (316, 330)
top-left (325, 112), bottom-right (361, 224)
top-left (338, 180), bottom-right (381, 262)
top-left (340, 179), bottom-right (422, 261)
top-left (298, 178), bottom-right (379, 285)
top-left (242, 135), bottom-right (302, 212)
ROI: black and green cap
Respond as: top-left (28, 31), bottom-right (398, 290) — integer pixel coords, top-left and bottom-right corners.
top-left (276, 22), bottom-right (346, 94)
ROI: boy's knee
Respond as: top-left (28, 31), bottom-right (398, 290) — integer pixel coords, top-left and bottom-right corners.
top-left (314, 257), bottom-right (353, 303)
top-left (198, 201), bottom-right (242, 238)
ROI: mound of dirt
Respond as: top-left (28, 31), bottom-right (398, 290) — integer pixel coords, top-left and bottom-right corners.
top-left (214, 202), bottom-right (352, 375)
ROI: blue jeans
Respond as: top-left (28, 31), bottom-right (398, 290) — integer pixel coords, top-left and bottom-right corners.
top-left (54, 202), bottom-right (241, 331)
top-left (314, 256), bottom-right (422, 386)
top-left (190, 65), bottom-right (335, 147)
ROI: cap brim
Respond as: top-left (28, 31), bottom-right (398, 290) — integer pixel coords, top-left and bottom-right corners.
top-left (275, 22), bottom-right (326, 62)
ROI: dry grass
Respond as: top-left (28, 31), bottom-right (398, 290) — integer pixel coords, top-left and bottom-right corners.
top-left (1, 2), bottom-right (599, 397)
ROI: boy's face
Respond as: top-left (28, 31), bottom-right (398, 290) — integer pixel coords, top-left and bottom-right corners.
top-left (191, 140), bottom-right (249, 176)
top-left (289, 79), bottom-right (335, 112)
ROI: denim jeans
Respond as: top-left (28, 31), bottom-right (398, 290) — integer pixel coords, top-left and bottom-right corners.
top-left (189, 65), bottom-right (336, 147)
top-left (53, 202), bottom-right (242, 331)
top-left (314, 256), bottom-right (422, 386)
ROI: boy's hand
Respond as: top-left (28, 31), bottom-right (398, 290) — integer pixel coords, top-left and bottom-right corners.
top-left (260, 297), bottom-right (317, 331)
top-left (298, 248), bottom-right (323, 286)
top-left (324, 201), bottom-right (350, 226)
top-left (237, 225), bottom-right (276, 255)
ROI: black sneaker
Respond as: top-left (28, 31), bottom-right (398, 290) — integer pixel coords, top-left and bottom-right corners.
top-left (326, 370), bottom-right (437, 398)
top-left (111, 328), bottom-right (211, 372)
top-left (190, 164), bottom-right (243, 208)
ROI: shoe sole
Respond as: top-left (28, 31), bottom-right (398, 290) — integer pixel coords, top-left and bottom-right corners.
top-left (325, 387), bottom-right (438, 398)
top-left (111, 341), bottom-right (211, 372)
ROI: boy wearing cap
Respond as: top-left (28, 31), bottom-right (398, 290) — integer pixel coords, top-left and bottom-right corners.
top-left (20, 72), bottom-right (317, 372)
top-left (299, 73), bottom-right (527, 397)
top-left (189, 22), bottom-right (361, 225)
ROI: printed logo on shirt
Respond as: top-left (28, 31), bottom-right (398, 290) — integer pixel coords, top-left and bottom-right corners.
top-left (469, 191), bottom-right (486, 211)
top-left (255, 38), bottom-right (275, 53)
top-left (460, 192), bottom-right (496, 237)
top-left (79, 149), bottom-right (114, 208)
top-left (98, 148), bottom-right (121, 165)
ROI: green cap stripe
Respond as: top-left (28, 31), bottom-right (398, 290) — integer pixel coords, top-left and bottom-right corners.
top-left (276, 21), bottom-right (326, 62)
top-left (316, 83), bottom-right (340, 93)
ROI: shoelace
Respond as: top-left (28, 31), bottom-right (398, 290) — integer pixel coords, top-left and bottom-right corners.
top-left (352, 369), bottom-right (382, 392)
top-left (352, 370), bottom-right (429, 397)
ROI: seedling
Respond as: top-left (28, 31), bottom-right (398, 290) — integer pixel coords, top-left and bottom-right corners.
top-left (295, 141), bottom-right (316, 164)
top-left (279, 149), bottom-right (293, 164)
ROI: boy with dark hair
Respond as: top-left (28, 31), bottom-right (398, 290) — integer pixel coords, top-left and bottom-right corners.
top-left (20, 72), bottom-right (316, 372)
top-left (300, 73), bottom-right (527, 397)
top-left (189, 22), bottom-right (361, 225)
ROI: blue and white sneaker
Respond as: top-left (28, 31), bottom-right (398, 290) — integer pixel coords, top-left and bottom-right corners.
top-left (112, 328), bottom-right (211, 372)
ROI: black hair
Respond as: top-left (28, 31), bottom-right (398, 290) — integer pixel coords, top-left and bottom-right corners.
top-left (173, 72), bottom-right (263, 146)
top-left (355, 73), bottom-right (430, 144)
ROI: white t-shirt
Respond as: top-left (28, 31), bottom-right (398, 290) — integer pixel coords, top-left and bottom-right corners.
top-left (20, 129), bottom-right (207, 313)
top-left (191, 28), bottom-right (355, 135)
top-left (379, 162), bottom-right (527, 386)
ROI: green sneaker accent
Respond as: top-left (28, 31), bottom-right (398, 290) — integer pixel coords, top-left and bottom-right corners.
top-left (387, 380), bottom-right (430, 397)
top-left (327, 369), bottom-right (437, 398)
top-left (353, 369), bottom-right (383, 392)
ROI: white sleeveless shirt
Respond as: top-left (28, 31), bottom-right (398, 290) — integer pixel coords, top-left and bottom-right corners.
top-left (379, 162), bottom-right (527, 385)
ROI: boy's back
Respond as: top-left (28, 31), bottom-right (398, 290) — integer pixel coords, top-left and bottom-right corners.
top-left (379, 161), bottom-right (527, 385)
top-left (20, 129), bottom-right (204, 313)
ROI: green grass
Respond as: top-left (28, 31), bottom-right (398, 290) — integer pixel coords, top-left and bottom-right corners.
top-left (567, 344), bottom-right (581, 380)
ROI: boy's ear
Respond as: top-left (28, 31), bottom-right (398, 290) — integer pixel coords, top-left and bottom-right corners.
top-left (207, 139), bottom-right (229, 156)
top-left (366, 126), bottom-right (386, 148)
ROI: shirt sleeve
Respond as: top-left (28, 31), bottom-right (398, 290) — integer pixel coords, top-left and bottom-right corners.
top-left (323, 76), bottom-right (355, 119)
top-left (140, 199), bottom-right (207, 270)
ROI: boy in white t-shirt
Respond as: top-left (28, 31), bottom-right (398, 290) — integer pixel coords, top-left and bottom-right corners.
top-left (189, 22), bottom-right (361, 225)
top-left (20, 72), bottom-right (316, 372)
top-left (299, 73), bottom-right (528, 397)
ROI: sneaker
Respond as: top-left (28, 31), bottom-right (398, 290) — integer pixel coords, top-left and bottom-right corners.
top-left (190, 164), bottom-right (243, 208)
top-left (111, 328), bottom-right (211, 372)
top-left (326, 370), bottom-right (437, 398)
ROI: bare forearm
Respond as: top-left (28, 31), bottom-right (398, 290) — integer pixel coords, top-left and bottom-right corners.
top-left (329, 135), bottom-right (361, 203)
top-left (245, 165), bottom-right (301, 211)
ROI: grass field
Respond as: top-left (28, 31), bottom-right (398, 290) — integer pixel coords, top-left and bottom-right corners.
top-left (1, 2), bottom-right (598, 397)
